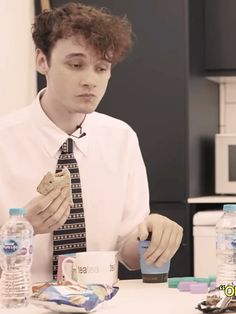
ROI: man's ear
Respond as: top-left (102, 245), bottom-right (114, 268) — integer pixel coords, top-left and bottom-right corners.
top-left (35, 48), bottom-right (49, 75)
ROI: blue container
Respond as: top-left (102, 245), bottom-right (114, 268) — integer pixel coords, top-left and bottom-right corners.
top-left (138, 234), bottom-right (170, 283)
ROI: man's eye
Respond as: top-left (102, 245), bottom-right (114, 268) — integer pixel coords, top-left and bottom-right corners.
top-left (69, 63), bottom-right (82, 69)
top-left (97, 67), bottom-right (107, 72)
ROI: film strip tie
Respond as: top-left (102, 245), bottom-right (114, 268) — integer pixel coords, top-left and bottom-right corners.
top-left (52, 138), bottom-right (86, 280)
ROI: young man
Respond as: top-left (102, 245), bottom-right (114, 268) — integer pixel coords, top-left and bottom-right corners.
top-left (0, 2), bottom-right (182, 281)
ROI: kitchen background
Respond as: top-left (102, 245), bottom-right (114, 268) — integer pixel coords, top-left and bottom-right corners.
top-left (1, 0), bottom-right (236, 279)
top-left (218, 81), bottom-right (236, 133)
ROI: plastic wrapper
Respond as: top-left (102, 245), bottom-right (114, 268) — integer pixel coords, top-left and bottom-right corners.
top-left (197, 286), bottom-right (236, 313)
top-left (30, 281), bottom-right (119, 313)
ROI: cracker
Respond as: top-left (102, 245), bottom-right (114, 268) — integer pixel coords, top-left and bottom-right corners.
top-left (37, 167), bottom-right (73, 205)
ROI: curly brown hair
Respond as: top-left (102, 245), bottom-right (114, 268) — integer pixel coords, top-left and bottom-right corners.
top-left (32, 2), bottom-right (133, 64)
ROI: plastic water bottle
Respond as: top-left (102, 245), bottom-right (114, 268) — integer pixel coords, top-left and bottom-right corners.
top-left (0, 208), bottom-right (33, 308)
top-left (216, 204), bottom-right (236, 287)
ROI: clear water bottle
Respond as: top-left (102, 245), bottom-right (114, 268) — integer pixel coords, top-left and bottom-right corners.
top-left (0, 208), bottom-right (33, 308)
top-left (216, 204), bottom-right (236, 287)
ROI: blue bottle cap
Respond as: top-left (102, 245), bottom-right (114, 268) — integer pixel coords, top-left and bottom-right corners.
top-left (9, 208), bottom-right (26, 216)
top-left (223, 204), bottom-right (236, 212)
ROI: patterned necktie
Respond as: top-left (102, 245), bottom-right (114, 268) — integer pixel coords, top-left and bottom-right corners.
top-left (52, 138), bottom-right (86, 280)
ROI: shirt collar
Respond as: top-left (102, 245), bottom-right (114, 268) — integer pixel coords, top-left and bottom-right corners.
top-left (30, 89), bottom-right (89, 158)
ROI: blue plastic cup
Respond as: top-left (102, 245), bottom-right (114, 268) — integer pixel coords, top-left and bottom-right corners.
top-left (138, 234), bottom-right (170, 283)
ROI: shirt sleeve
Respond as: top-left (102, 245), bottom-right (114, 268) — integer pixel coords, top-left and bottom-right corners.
top-left (116, 129), bottom-right (150, 258)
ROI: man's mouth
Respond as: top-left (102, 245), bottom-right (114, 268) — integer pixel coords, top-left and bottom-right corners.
top-left (77, 93), bottom-right (95, 97)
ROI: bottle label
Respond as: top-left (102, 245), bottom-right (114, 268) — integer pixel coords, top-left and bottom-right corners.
top-left (217, 234), bottom-right (236, 250)
top-left (1, 237), bottom-right (33, 256)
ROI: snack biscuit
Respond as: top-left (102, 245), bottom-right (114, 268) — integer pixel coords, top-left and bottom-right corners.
top-left (37, 167), bottom-right (73, 205)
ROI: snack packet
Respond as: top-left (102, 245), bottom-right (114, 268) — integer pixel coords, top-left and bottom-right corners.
top-left (31, 282), bottom-right (119, 313)
top-left (197, 286), bottom-right (236, 313)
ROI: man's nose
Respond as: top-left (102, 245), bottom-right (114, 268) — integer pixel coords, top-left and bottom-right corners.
top-left (79, 71), bottom-right (97, 88)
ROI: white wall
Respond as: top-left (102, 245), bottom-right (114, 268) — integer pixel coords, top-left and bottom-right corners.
top-left (0, 0), bottom-right (36, 116)
top-left (218, 81), bottom-right (236, 133)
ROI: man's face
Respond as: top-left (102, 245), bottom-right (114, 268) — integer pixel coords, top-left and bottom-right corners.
top-left (37, 36), bottom-right (111, 115)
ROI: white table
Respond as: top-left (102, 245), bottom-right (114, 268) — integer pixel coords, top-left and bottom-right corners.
top-left (0, 279), bottom-right (205, 314)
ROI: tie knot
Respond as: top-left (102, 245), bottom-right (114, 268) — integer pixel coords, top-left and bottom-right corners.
top-left (61, 138), bottom-right (73, 153)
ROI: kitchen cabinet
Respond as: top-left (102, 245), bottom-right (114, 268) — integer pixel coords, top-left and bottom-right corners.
top-left (205, 0), bottom-right (236, 74)
top-left (35, 0), bottom-right (219, 277)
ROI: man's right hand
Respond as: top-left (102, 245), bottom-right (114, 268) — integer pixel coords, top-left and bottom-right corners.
top-left (24, 187), bottom-right (71, 234)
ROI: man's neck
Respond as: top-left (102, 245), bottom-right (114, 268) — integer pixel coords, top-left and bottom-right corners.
top-left (40, 91), bottom-right (86, 134)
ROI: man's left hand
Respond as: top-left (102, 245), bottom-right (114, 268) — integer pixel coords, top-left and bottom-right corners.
top-left (138, 213), bottom-right (183, 267)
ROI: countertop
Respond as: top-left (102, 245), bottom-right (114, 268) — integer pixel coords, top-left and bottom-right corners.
top-left (188, 195), bottom-right (236, 203)
top-left (0, 279), bottom-right (206, 314)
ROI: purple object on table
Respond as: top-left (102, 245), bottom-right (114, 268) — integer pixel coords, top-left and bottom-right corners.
top-left (178, 281), bottom-right (195, 291)
top-left (209, 281), bottom-right (216, 290)
top-left (190, 283), bottom-right (208, 294)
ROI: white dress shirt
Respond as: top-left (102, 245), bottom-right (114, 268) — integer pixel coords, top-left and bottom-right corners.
top-left (0, 90), bottom-right (150, 282)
